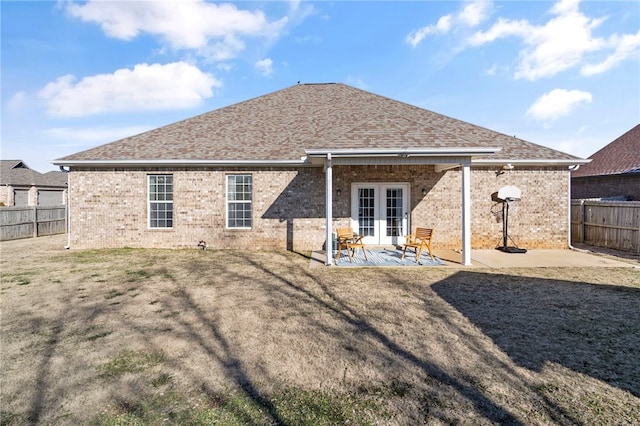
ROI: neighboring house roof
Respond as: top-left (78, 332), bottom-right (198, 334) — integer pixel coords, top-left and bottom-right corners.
top-left (571, 124), bottom-right (640, 178)
top-left (41, 171), bottom-right (69, 187)
top-left (55, 83), bottom-right (584, 166)
top-left (1, 160), bottom-right (41, 186)
top-left (0, 160), bottom-right (67, 188)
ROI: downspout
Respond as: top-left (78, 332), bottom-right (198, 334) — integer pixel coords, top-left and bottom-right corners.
top-left (60, 166), bottom-right (71, 249)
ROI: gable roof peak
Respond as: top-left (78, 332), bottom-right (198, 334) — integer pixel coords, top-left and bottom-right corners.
top-left (1, 160), bottom-right (31, 170)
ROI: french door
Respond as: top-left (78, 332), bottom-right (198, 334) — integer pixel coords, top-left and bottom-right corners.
top-left (351, 183), bottom-right (409, 245)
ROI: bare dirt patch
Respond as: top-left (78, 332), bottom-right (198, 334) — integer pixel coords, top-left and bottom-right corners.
top-left (1, 235), bottom-right (639, 425)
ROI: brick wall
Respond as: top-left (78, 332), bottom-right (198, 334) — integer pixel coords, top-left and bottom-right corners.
top-left (69, 168), bottom-right (327, 250)
top-left (467, 167), bottom-right (569, 249)
top-left (333, 165), bottom-right (569, 250)
top-left (69, 165), bottom-right (570, 250)
top-left (572, 174), bottom-right (640, 201)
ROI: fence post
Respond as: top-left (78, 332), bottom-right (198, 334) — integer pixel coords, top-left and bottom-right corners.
top-left (579, 199), bottom-right (585, 243)
top-left (637, 209), bottom-right (640, 256)
top-left (32, 206), bottom-right (38, 238)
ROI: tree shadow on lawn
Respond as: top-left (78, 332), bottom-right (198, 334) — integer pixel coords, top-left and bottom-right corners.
top-left (15, 250), bottom-right (637, 425)
top-left (250, 256), bottom-right (640, 424)
top-left (432, 271), bottom-right (640, 398)
top-left (168, 285), bottom-right (285, 424)
top-left (244, 256), bottom-right (529, 425)
top-left (13, 255), bottom-right (287, 426)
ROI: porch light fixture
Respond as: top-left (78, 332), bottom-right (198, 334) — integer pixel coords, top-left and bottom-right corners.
top-left (336, 188), bottom-right (342, 197)
top-left (421, 188), bottom-right (427, 196)
top-left (496, 163), bottom-right (514, 177)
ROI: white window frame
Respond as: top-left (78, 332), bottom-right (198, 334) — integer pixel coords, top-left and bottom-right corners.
top-left (148, 174), bottom-right (173, 229)
top-left (226, 174), bottom-right (253, 229)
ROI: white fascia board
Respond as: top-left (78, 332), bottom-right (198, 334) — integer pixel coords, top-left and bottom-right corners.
top-left (472, 158), bottom-right (591, 167)
top-left (305, 147), bottom-right (501, 157)
top-left (333, 156), bottom-right (473, 166)
top-left (51, 159), bottom-right (312, 168)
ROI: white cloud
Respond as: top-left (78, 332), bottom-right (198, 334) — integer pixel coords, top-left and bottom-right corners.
top-left (467, 18), bottom-right (531, 45)
top-left (527, 88), bottom-right (592, 122)
top-left (197, 35), bottom-right (247, 62)
top-left (468, 0), bottom-right (637, 80)
top-left (38, 62), bottom-right (221, 117)
top-left (285, 0), bottom-right (316, 27)
top-left (484, 63), bottom-right (509, 76)
top-left (581, 29), bottom-right (640, 76)
top-left (66, 0), bottom-right (288, 61)
top-left (407, 15), bottom-right (452, 46)
top-left (407, 0), bottom-right (492, 47)
top-left (7, 91), bottom-right (28, 111)
top-left (459, 0), bottom-right (492, 27)
top-left (255, 58), bottom-right (273, 76)
top-left (217, 63), bottom-right (234, 72)
top-left (485, 64), bottom-right (498, 76)
top-left (550, 0), bottom-right (581, 16)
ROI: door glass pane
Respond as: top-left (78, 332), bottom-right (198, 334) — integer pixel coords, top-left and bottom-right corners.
top-left (386, 188), bottom-right (403, 237)
top-left (358, 188), bottom-right (375, 237)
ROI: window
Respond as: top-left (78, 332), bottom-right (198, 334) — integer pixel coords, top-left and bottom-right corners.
top-left (148, 175), bottom-right (173, 228)
top-left (227, 174), bottom-right (252, 228)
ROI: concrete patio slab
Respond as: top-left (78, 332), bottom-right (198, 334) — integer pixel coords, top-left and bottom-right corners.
top-left (311, 247), bottom-right (638, 269)
top-left (464, 249), bottom-right (637, 268)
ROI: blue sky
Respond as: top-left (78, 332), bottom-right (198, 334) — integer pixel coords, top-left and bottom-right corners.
top-left (2, 0), bottom-right (639, 172)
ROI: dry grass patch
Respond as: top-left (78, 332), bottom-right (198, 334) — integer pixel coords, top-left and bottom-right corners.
top-left (1, 235), bottom-right (639, 425)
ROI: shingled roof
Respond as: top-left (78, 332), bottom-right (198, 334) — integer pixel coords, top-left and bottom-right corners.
top-left (571, 124), bottom-right (640, 177)
top-left (0, 160), bottom-right (40, 186)
top-left (0, 160), bottom-right (68, 188)
top-left (55, 83), bottom-right (584, 166)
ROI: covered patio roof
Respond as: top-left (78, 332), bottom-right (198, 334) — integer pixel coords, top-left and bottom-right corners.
top-left (306, 148), bottom-right (503, 267)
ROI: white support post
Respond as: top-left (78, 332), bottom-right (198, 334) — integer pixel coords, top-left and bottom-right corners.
top-left (461, 162), bottom-right (472, 266)
top-left (325, 153), bottom-right (333, 266)
top-left (65, 176), bottom-right (71, 249)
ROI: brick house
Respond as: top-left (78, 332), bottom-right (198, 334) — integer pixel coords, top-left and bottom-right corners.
top-left (54, 83), bottom-right (588, 265)
top-left (0, 160), bottom-right (68, 207)
top-left (571, 124), bottom-right (640, 201)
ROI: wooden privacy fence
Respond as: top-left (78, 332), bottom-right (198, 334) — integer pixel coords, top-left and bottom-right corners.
top-left (0, 206), bottom-right (67, 241)
top-left (571, 200), bottom-right (640, 254)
